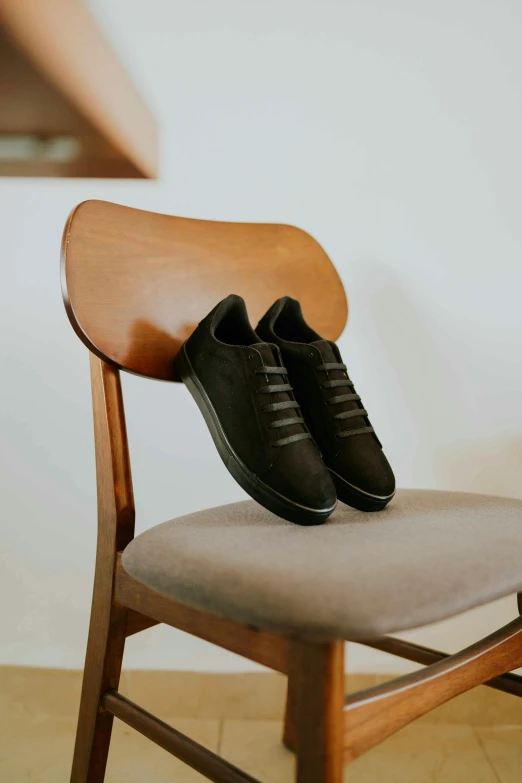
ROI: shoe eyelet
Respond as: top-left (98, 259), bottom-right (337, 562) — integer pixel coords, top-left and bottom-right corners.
top-left (309, 352), bottom-right (314, 357)
top-left (248, 354), bottom-right (255, 360)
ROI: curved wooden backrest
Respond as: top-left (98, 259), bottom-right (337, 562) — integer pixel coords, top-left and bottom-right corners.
top-left (61, 200), bottom-right (348, 381)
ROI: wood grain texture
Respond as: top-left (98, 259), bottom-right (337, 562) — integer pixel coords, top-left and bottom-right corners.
top-left (291, 640), bottom-right (345, 783)
top-left (61, 200), bottom-right (348, 380)
top-left (0, 0), bottom-right (157, 177)
top-left (115, 555), bottom-right (289, 674)
top-left (344, 616), bottom-right (522, 762)
top-left (70, 356), bottom-right (134, 783)
top-left (102, 689), bottom-right (261, 783)
top-left (359, 635), bottom-right (522, 698)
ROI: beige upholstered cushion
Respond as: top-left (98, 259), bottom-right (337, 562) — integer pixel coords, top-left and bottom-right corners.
top-left (122, 489), bottom-right (522, 639)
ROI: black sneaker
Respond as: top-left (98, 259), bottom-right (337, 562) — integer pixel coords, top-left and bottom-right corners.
top-left (256, 297), bottom-right (395, 512)
top-left (173, 295), bottom-right (337, 525)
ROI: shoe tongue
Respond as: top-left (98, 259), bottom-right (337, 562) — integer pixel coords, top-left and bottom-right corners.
top-left (311, 339), bottom-right (345, 385)
top-left (310, 339), bottom-right (338, 363)
top-left (250, 342), bottom-right (279, 365)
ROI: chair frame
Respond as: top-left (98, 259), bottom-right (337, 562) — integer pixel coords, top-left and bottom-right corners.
top-left (69, 352), bottom-right (522, 783)
top-left (63, 200), bottom-right (522, 782)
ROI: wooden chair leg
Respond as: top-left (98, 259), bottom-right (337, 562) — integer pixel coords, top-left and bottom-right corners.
top-left (70, 567), bottom-right (128, 783)
top-left (290, 638), bottom-right (345, 783)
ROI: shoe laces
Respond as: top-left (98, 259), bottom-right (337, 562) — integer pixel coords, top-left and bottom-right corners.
top-left (253, 362), bottom-right (312, 448)
top-left (316, 362), bottom-right (374, 438)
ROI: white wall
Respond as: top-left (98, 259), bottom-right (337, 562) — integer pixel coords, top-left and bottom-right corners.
top-left (1, 0), bottom-right (522, 673)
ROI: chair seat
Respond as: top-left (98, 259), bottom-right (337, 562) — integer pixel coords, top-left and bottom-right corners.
top-left (122, 489), bottom-right (522, 639)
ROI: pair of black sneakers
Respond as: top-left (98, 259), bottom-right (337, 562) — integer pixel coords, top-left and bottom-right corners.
top-left (174, 294), bottom-right (395, 526)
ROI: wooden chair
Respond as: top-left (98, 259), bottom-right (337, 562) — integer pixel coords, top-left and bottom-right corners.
top-left (62, 199), bottom-right (522, 783)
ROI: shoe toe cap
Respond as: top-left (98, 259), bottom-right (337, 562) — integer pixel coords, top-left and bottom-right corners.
top-left (332, 442), bottom-right (395, 498)
top-left (263, 442), bottom-right (337, 513)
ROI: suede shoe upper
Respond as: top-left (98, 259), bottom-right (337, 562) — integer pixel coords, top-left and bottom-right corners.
top-left (177, 295), bottom-right (337, 522)
top-left (256, 296), bottom-right (395, 508)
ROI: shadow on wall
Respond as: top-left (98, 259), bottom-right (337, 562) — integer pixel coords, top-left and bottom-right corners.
top-left (361, 259), bottom-right (460, 475)
top-left (360, 259), bottom-right (522, 497)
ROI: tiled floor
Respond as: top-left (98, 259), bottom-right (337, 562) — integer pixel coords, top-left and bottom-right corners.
top-left (5, 714), bottom-right (522, 782)
top-left (1, 715), bottom-right (219, 782)
top-left (2, 667), bottom-right (522, 781)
